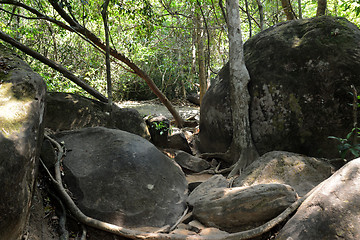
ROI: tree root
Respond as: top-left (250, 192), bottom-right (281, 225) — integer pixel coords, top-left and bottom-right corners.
top-left (41, 134), bottom-right (324, 240)
top-left (200, 151), bottom-right (231, 161)
top-left (193, 163), bottom-right (234, 175)
top-left (48, 191), bottom-right (69, 240)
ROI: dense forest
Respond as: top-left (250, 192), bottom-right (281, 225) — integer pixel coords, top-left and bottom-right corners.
top-left (0, 0), bottom-right (359, 102)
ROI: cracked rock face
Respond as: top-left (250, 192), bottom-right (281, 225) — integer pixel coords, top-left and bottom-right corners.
top-left (199, 16), bottom-right (360, 158)
top-left (53, 127), bottom-right (188, 229)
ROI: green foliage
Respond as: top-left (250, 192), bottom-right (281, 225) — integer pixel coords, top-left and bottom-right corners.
top-left (1, 0), bottom-right (360, 102)
top-left (152, 120), bottom-right (171, 135)
top-left (329, 128), bottom-right (360, 159)
top-left (329, 92), bottom-right (360, 160)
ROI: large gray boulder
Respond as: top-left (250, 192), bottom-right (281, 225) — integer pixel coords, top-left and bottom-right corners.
top-left (276, 158), bottom-right (360, 240)
top-left (233, 151), bottom-right (335, 196)
top-left (53, 127), bottom-right (188, 229)
top-left (189, 183), bottom-right (298, 232)
top-left (45, 92), bottom-right (149, 139)
top-left (199, 16), bottom-right (360, 159)
top-left (0, 43), bottom-right (46, 240)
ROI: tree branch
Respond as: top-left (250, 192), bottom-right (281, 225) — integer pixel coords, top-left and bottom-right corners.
top-left (0, 30), bottom-right (108, 102)
top-left (0, 0), bottom-right (75, 32)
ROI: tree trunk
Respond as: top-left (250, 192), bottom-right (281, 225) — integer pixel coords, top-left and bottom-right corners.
top-left (101, 0), bottom-right (112, 106)
top-left (298, 0), bottom-right (303, 19)
top-left (256, 0), bottom-right (264, 31)
top-left (281, 0), bottom-right (296, 20)
top-left (316, 0), bottom-right (327, 16)
top-left (0, 30), bottom-right (108, 102)
top-left (226, 0), bottom-right (258, 173)
top-left (195, 12), bottom-right (207, 105)
top-left (245, 0), bottom-right (252, 37)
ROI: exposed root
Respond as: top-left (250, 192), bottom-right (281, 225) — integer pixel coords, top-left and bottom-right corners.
top-left (200, 151), bottom-right (231, 161)
top-left (193, 163), bottom-right (234, 175)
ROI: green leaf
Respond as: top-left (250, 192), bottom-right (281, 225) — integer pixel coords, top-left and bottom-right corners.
top-left (350, 148), bottom-right (360, 157)
top-left (346, 131), bottom-right (354, 140)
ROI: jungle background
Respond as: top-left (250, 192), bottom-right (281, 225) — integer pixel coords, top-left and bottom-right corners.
top-left (1, 0), bottom-right (359, 104)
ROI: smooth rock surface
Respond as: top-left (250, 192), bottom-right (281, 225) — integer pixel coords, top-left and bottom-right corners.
top-left (45, 92), bottom-right (149, 139)
top-left (53, 127), bottom-right (188, 229)
top-left (174, 150), bottom-right (210, 173)
top-left (187, 174), bottom-right (228, 206)
top-left (276, 158), bottom-right (360, 240)
top-left (191, 183), bottom-right (298, 232)
top-left (168, 132), bottom-right (192, 153)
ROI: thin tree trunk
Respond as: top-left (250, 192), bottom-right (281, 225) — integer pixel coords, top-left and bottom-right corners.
top-left (316, 0), bottom-right (327, 16)
top-left (281, 0), bottom-right (296, 20)
top-left (256, 0), bottom-right (264, 31)
top-left (245, 0), bottom-right (252, 37)
top-left (195, 12), bottom-right (207, 105)
top-left (178, 52), bottom-right (186, 99)
top-left (101, 0), bottom-right (112, 106)
top-left (190, 25), bottom-right (197, 90)
top-left (0, 30), bottom-right (108, 102)
top-left (226, 0), bottom-right (258, 172)
top-left (298, 0), bottom-right (302, 19)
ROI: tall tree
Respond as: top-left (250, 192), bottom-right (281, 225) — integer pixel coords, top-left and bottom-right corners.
top-left (226, 0), bottom-right (258, 176)
top-left (281, 0), bottom-right (296, 20)
top-left (195, 9), bottom-right (207, 104)
top-left (244, 0), bottom-right (252, 37)
top-left (101, 0), bottom-right (112, 106)
top-left (298, 0), bottom-right (303, 19)
top-left (256, 0), bottom-right (264, 30)
top-left (316, 0), bottom-right (327, 16)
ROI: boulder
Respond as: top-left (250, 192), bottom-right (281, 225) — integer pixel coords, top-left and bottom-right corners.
top-left (53, 127), bottom-right (188, 229)
top-left (276, 158), bottom-right (360, 240)
top-left (187, 93), bottom-right (200, 105)
top-left (168, 132), bottom-right (192, 154)
top-left (199, 16), bottom-right (360, 159)
top-left (145, 115), bottom-right (170, 147)
top-left (174, 150), bottom-right (210, 173)
top-left (187, 174), bottom-right (228, 206)
top-left (190, 183), bottom-right (298, 232)
top-left (233, 151), bottom-right (335, 196)
top-left (0, 43), bottom-right (46, 240)
top-left (44, 92), bottom-right (149, 139)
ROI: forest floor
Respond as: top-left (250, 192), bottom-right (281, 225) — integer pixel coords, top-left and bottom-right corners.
top-left (116, 99), bottom-right (200, 121)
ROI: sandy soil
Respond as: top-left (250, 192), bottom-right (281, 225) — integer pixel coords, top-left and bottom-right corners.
top-left (116, 100), bottom-right (200, 121)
